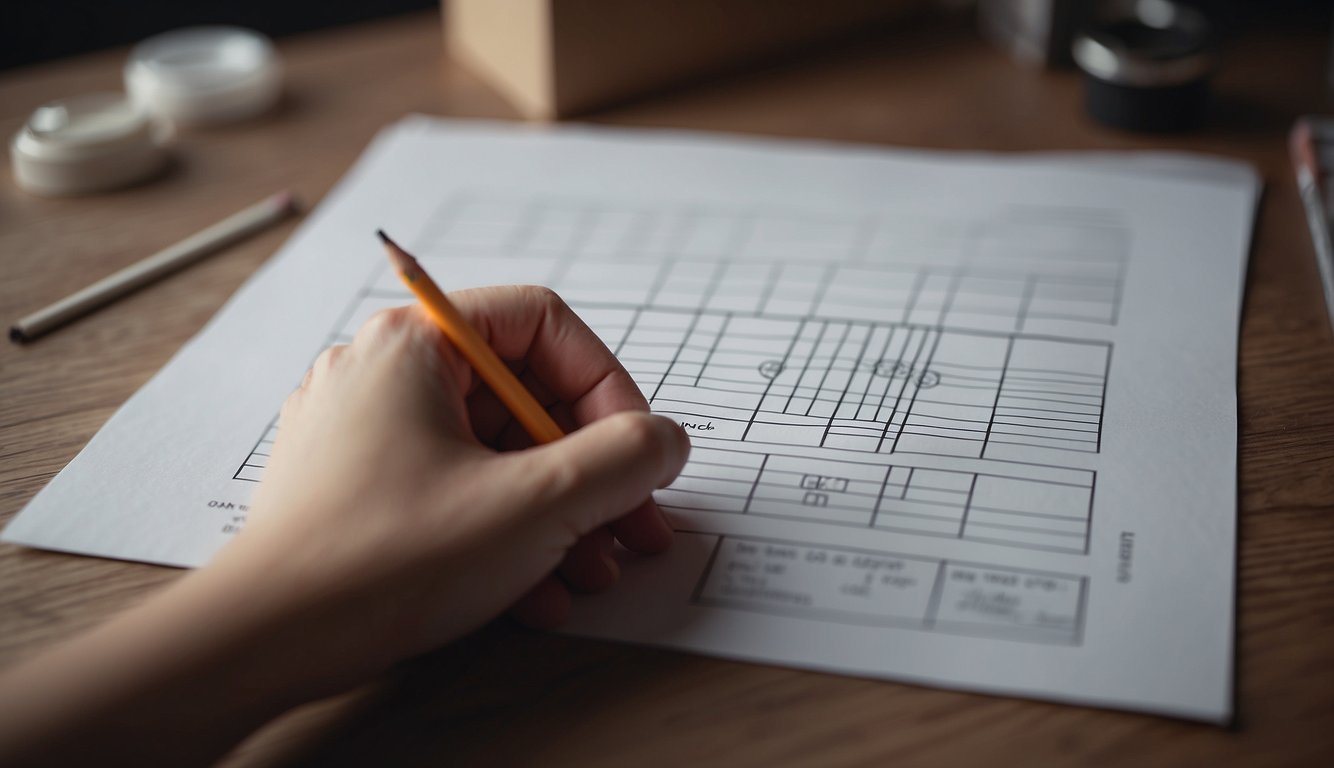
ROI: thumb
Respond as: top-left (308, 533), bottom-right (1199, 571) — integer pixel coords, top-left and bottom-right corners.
top-left (517, 412), bottom-right (690, 538)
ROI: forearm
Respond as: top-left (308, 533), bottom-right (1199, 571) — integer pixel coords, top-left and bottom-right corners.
top-left (0, 561), bottom-right (317, 766)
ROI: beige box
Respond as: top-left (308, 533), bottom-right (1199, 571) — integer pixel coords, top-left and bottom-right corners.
top-left (445, 0), bottom-right (927, 119)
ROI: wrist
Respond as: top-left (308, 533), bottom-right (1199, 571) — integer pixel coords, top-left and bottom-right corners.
top-left (174, 542), bottom-right (367, 709)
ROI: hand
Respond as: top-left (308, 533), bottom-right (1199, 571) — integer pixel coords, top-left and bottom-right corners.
top-left (0, 286), bottom-right (690, 766)
top-left (220, 284), bottom-right (691, 693)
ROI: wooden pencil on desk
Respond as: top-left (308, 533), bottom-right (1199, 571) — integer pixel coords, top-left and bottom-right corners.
top-left (9, 191), bottom-right (300, 344)
top-left (378, 229), bottom-right (566, 445)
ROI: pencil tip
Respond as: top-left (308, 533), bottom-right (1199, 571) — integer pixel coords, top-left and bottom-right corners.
top-left (279, 191), bottom-right (301, 214)
top-left (378, 230), bottom-right (416, 273)
top-left (9, 327), bottom-right (27, 344)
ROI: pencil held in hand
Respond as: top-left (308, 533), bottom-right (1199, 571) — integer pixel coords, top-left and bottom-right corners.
top-left (378, 230), bottom-right (565, 445)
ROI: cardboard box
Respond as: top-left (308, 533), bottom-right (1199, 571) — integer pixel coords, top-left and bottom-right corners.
top-left (444, 0), bottom-right (928, 119)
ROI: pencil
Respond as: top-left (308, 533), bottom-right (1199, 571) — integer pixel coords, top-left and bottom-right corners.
top-left (378, 229), bottom-right (565, 445)
top-left (10, 191), bottom-right (300, 343)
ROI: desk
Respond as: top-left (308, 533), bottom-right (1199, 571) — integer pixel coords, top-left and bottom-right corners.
top-left (2, 10), bottom-right (1332, 766)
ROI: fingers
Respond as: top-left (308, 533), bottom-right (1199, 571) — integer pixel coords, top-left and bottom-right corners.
top-left (281, 343), bottom-right (348, 426)
top-left (466, 364), bottom-right (578, 451)
top-left (312, 305), bottom-right (482, 442)
top-left (446, 286), bottom-right (650, 427)
top-left (342, 293), bottom-right (645, 449)
top-left (306, 344), bottom-right (347, 386)
top-left (557, 527), bottom-right (619, 592)
top-left (608, 498), bottom-right (674, 554)
top-left (515, 411), bottom-right (690, 540)
top-left (511, 418), bottom-right (684, 629)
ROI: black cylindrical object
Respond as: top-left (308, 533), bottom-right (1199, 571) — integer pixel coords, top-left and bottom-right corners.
top-left (1072, 0), bottom-right (1214, 132)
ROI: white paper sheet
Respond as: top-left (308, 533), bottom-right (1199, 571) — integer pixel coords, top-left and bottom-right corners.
top-left (4, 117), bottom-right (1258, 722)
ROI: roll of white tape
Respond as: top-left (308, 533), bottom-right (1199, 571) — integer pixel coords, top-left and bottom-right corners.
top-left (125, 26), bottom-right (283, 127)
top-left (10, 93), bottom-right (167, 196)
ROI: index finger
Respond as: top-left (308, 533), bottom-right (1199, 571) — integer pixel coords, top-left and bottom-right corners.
top-left (449, 285), bottom-right (679, 557)
top-left (445, 285), bottom-right (649, 426)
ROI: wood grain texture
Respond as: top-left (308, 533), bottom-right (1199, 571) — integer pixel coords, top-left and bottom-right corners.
top-left (1, 9), bottom-right (1332, 767)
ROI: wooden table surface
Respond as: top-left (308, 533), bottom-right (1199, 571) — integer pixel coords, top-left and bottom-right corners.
top-left (2, 9), bottom-right (1332, 766)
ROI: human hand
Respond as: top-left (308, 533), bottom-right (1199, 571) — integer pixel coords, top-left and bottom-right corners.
top-left (204, 285), bottom-right (690, 697)
top-left (0, 286), bottom-right (690, 766)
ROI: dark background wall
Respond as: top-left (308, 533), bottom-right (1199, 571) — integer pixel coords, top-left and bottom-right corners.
top-left (1, 1), bottom-right (437, 70)
top-left (0, 0), bottom-right (1327, 72)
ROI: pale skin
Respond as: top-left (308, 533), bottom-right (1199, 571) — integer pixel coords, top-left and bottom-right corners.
top-left (0, 286), bottom-right (691, 766)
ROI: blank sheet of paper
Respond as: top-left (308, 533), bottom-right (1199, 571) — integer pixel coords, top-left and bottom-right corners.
top-left (3, 118), bottom-right (1258, 722)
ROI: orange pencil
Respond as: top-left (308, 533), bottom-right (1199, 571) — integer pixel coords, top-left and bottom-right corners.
top-left (378, 230), bottom-right (565, 444)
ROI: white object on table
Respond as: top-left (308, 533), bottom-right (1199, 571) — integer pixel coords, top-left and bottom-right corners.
top-left (125, 26), bottom-right (283, 127)
top-left (10, 93), bottom-right (167, 196)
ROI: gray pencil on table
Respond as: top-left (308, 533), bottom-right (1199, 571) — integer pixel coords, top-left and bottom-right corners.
top-left (9, 190), bottom-right (299, 344)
